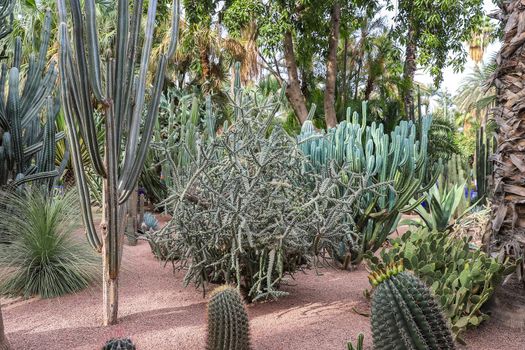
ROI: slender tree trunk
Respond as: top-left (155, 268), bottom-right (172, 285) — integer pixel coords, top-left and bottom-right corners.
top-left (490, 0), bottom-right (525, 281)
top-left (324, 2), bottom-right (341, 128)
top-left (0, 304), bottom-right (9, 350)
top-left (102, 103), bottom-right (120, 326)
top-left (283, 30), bottom-right (309, 124)
top-left (403, 21), bottom-right (417, 121)
top-left (341, 37), bottom-right (349, 107)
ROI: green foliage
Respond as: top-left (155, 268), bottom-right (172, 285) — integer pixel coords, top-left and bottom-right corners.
top-left (0, 189), bottom-right (98, 298)
top-left (392, 0), bottom-right (484, 83)
top-left (0, 11), bottom-right (64, 189)
top-left (298, 102), bottom-right (439, 264)
top-left (369, 264), bottom-right (456, 349)
top-left (206, 285), bottom-right (251, 350)
top-left (0, 0), bottom-right (14, 41)
top-left (426, 116), bottom-right (460, 165)
top-left (368, 228), bottom-right (515, 339)
top-left (102, 338), bottom-right (136, 350)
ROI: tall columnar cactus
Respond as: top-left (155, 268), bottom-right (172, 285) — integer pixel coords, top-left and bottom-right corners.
top-left (0, 11), bottom-right (65, 190)
top-left (298, 103), bottom-right (439, 263)
top-left (207, 286), bottom-right (251, 350)
top-left (475, 126), bottom-right (493, 203)
top-left (56, 0), bottom-right (180, 325)
top-left (0, 0), bottom-right (13, 41)
top-left (369, 263), bottom-right (456, 350)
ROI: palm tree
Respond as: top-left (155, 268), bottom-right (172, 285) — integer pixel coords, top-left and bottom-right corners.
top-left (454, 55), bottom-right (497, 127)
top-left (490, 0), bottom-right (525, 281)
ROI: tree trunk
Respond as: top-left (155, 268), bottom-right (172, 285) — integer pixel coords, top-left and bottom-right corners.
top-left (102, 102), bottom-right (120, 326)
top-left (283, 30), bottom-right (309, 124)
top-left (324, 2), bottom-right (340, 128)
top-left (490, 0), bottom-right (525, 282)
top-left (403, 21), bottom-right (417, 121)
top-left (0, 304), bottom-right (9, 350)
top-left (341, 37), bottom-right (349, 107)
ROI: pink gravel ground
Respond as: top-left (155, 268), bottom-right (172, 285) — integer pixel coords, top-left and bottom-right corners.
top-left (2, 221), bottom-right (525, 349)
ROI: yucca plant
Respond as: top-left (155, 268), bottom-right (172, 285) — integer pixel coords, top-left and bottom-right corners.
top-left (0, 189), bottom-right (98, 298)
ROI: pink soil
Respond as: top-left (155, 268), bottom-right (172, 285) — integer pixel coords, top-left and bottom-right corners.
top-left (2, 220), bottom-right (525, 349)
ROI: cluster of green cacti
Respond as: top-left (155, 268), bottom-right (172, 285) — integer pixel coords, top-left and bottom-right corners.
top-left (206, 286), bottom-right (251, 350)
top-left (475, 126), bottom-right (494, 203)
top-left (370, 262), bottom-right (456, 350)
top-left (0, 11), bottom-right (66, 190)
top-left (102, 337), bottom-right (136, 350)
top-left (369, 228), bottom-right (514, 339)
top-left (0, 0), bottom-right (13, 40)
top-left (298, 102), bottom-right (439, 264)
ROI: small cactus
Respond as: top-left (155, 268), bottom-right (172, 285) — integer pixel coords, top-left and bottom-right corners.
top-left (102, 337), bottom-right (136, 350)
top-left (370, 262), bottom-right (455, 350)
top-left (347, 333), bottom-right (364, 350)
top-left (142, 212), bottom-right (159, 232)
top-left (207, 285), bottom-right (251, 350)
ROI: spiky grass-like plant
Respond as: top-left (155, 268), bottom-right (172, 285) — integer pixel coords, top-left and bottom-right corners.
top-left (0, 189), bottom-right (98, 298)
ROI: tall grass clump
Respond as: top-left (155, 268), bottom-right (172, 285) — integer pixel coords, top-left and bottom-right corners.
top-left (0, 189), bottom-right (98, 298)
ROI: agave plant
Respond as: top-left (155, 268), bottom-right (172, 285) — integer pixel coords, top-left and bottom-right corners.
top-left (407, 183), bottom-right (476, 233)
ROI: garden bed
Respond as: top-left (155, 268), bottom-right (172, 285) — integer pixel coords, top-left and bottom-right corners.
top-left (2, 234), bottom-right (524, 350)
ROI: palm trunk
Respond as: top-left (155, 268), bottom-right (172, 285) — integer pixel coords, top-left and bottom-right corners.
top-left (490, 0), bottom-right (525, 281)
top-left (0, 304), bottom-right (9, 350)
top-left (283, 30), bottom-right (309, 124)
top-left (324, 2), bottom-right (341, 128)
top-left (403, 22), bottom-right (417, 121)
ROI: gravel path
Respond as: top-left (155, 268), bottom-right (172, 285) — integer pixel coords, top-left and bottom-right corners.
top-left (3, 235), bottom-right (525, 349)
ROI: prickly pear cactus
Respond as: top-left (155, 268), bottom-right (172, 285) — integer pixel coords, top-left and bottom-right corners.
top-left (207, 286), bottom-right (251, 350)
top-left (102, 337), bottom-right (136, 350)
top-left (370, 262), bottom-right (455, 350)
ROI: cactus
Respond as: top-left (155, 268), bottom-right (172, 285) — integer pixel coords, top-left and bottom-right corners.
top-left (56, 0), bottom-right (180, 325)
top-left (102, 338), bottom-right (135, 350)
top-left (0, 11), bottom-right (65, 190)
top-left (475, 126), bottom-right (493, 203)
top-left (142, 212), bottom-right (159, 232)
top-left (298, 102), bottom-right (440, 264)
top-left (369, 262), bottom-right (455, 350)
top-left (0, 0), bottom-right (14, 41)
top-left (207, 286), bottom-right (251, 350)
top-left (347, 333), bottom-right (364, 350)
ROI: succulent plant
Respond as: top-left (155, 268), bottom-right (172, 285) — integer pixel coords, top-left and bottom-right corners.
top-left (347, 333), bottom-right (364, 350)
top-left (298, 103), bottom-right (440, 264)
top-left (142, 212), bottom-right (159, 232)
top-left (369, 262), bottom-right (456, 350)
top-left (207, 286), bottom-right (251, 350)
top-left (102, 337), bottom-right (136, 350)
top-left (56, 0), bottom-right (180, 324)
top-left (0, 11), bottom-right (65, 190)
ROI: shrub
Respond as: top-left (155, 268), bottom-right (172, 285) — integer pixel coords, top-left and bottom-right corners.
top-left (0, 189), bottom-right (98, 298)
top-left (367, 228), bottom-right (515, 341)
top-left (151, 88), bottom-right (385, 301)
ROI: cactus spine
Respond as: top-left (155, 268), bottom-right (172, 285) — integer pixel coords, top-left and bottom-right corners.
top-left (207, 286), bottom-right (251, 350)
top-left (0, 11), bottom-right (64, 190)
top-left (370, 263), bottom-right (455, 350)
top-left (56, 0), bottom-right (180, 325)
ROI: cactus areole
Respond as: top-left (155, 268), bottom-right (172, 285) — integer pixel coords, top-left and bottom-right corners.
top-left (370, 263), bottom-right (456, 350)
top-left (56, 0), bottom-right (180, 325)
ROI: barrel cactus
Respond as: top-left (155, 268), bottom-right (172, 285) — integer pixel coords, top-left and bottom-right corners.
top-left (207, 286), bottom-right (251, 350)
top-left (369, 262), bottom-right (455, 350)
top-left (102, 337), bottom-right (135, 350)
